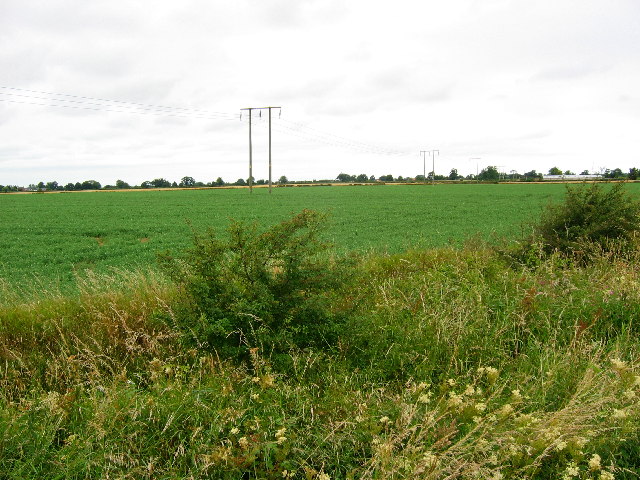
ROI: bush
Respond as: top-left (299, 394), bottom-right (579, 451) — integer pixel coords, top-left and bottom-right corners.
top-left (516, 182), bottom-right (640, 264)
top-left (160, 210), bottom-right (352, 358)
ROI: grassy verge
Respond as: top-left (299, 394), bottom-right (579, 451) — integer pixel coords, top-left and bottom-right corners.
top-left (1, 243), bottom-right (639, 479)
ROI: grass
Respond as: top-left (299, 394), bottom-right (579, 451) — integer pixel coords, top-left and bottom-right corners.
top-left (1, 242), bottom-right (639, 478)
top-left (2, 186), bottom-right (640, 478)
top-left (0, 183), bottom-right (587, 290)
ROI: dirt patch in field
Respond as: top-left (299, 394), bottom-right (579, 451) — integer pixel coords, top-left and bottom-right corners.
top-left (140, 237), bottom-right (150, 243)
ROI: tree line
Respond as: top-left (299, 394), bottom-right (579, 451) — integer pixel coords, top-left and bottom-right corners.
top-left (337, 165), bottom-right (639, 183)
top-left (3, 166), bottom-right (638, 193)
top-left (3, 175), bottom-right (293, 193)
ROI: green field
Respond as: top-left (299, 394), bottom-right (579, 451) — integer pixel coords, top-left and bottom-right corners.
top-left (3, 182), bottom-right (640, 478)
top-left (2, 183), bottom-right (638, 290)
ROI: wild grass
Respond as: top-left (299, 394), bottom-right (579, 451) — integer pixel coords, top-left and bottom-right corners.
top-left (2, 240), bottom-right (639, 478)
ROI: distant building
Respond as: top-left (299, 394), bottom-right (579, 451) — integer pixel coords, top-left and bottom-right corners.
top-left (542, 174), bottom-right (602, 181)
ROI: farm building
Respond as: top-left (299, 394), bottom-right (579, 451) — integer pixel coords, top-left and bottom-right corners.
top-left (542, 174), bottom-right (602, 181)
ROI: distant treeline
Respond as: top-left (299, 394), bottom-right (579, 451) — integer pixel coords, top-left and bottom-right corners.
top-left (3, 166), bottom-right (638, 193)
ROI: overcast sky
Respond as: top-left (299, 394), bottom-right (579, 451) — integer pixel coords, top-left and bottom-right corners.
top-left (1, 0), bottom-right (639, 186)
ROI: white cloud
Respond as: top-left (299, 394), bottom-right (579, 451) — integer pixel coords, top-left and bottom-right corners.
top-left (0, 0), bottom-right (639, 186)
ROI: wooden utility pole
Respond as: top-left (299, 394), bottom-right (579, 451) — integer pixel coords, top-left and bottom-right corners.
top-left (429, 150), bottom-right (439, 185)
top-left (241, 106), bottom-right (281, 194)
top-left (248, 108), bottom-right (253, 193)
top-left (421, 150), bottom-right (439, 184)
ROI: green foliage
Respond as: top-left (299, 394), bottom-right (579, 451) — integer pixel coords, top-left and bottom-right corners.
top-left (478, 165), bottom-right (500, 181)
top-left (161, 210), bottom-right (351, 357)
top-left (179, 176), bottom-right (196, 187)
top-left (3, 244), bottom-right (640, 478)
top-left (530, 182), bottom-right (640, 260)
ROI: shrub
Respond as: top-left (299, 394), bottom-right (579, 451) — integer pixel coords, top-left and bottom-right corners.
top-left (160, 210), bottom-right (352, 358)
top-left (515, 182), bottom-right (640, 264)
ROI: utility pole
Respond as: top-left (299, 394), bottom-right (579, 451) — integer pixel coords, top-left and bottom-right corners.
top-left (429, 150), bottom-right (439, 185)
top-left (470, 157), bottom-right (481, 183)
top-left (422, 150), bottom-right (439, 185)
top-left (241, 106), bottom-right (281, 194)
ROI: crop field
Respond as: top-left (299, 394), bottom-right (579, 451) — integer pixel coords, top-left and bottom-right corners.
top-left (1, 182), bottom-right (638, 290)
top-left (2, 181), bottom-right (640, 478)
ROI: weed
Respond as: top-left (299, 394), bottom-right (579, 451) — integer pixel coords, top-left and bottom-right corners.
top-left (513, 182), bottom-right (640, 264)
top-left (160, 210), bottom-right (354, 359)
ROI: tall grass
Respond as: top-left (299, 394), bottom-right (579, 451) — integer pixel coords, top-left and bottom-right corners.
top-left (1, 245), bottom-right (639, 478)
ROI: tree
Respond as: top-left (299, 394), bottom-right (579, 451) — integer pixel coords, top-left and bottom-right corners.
top-left (523, 170), bottom-right (542, 181)
top-left (564, 170), bottom-right (575, 175)
top-left (45, 181), bottom-right (59, 191)
top-left (609, 168), bottom-right (624, 179)
top-left (548, 167), bottom-right (563, 175)
top-left (477, 166), bottom-right (499, 181)
top-left (150, 178), bottom-right (171, 188)
top-left (234, 178), bottom-right (246, 186)
top-left (278, 175), bottom-right (288, 184)
top-left (180, 176), bottom-right (196, 188)
top-left (580, 170), bottom-right (590, 175)
top-left (215, 177), bottom-right (225, 186)
top-left (64, 183), bottom-right (75, 191)
top-left (115, 179), bottom-right (130, 189)
top-left (378, 174), bottom-right (394, 182)
top-left (81, 180), bottom-right (101, 190)
top-left (629, 168), bottom-right (639, 181)
top-left (448, 168), bottom-right (460, 180)
top-left (141, 181), bottom-right (152, 189)
top-left (415, 174), bottom-right (425, 182)
top-left (369, 175), bottom-right (376, 182)
top-left (336, 173), bottom-right (354, 182)
top-left (356, 173), bottom-right (369, 182)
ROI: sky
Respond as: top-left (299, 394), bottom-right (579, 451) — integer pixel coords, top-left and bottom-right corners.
top-left (1, 0), bottom-right (639, 186)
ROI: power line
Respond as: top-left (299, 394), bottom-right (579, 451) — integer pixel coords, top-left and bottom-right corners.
top-left (276, 117), bottom-right (410, 156)
top-left (2, 85), bottom-right (423, 173)
top-left (0, 95), bottom-right (238, 122)
top-left (239, 114), bottom-right (410, 157)
top-left (0, 85), bottom-right (238, 120)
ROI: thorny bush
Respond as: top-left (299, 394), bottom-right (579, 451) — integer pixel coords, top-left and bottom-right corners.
top-left (160, 210), bottom-right (353, 359)
top-left (512, 182), bottom-right (640, 265)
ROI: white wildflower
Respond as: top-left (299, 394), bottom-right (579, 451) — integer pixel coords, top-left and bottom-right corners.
top-left (610, 358), bottom-right (627, 371)
top-left (564, 461), bottom-right (579, 477)
top-left (588, 453), bottom-right (601, 471)
top-left (612, 408), bottom-right (627, 420)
